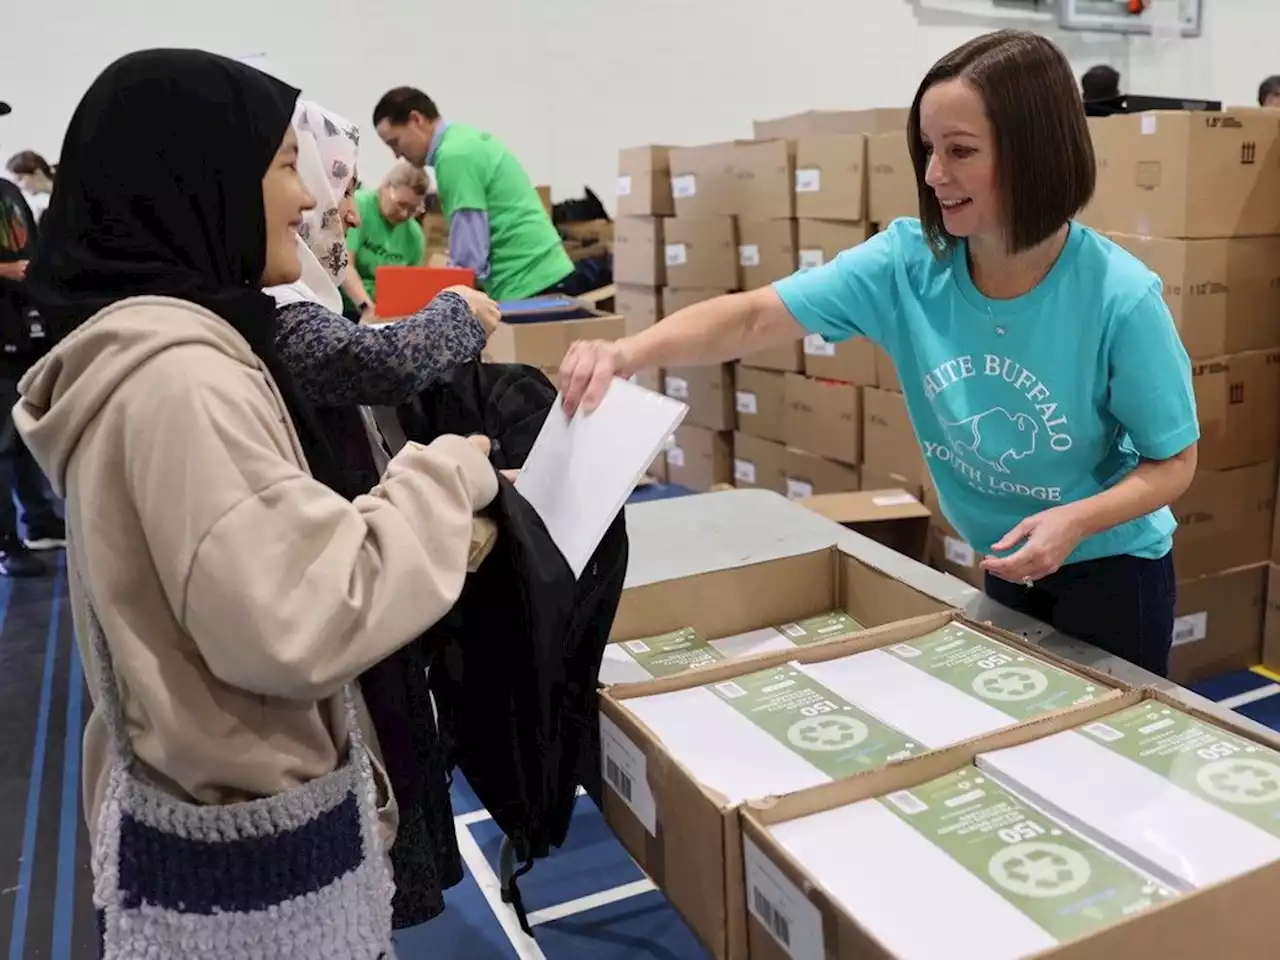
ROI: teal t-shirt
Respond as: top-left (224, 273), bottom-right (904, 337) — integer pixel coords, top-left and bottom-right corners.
top-left (774, 218), bottom-right (1199, 565)
top-left (346, 188), bottom-right (425, 301)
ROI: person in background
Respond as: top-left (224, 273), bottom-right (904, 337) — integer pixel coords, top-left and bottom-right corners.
top-left (1258, 75), bottom-right (1280, 107)
top-left (19, 48), bottom-right (499, 953)
top-left (343, 159), bottom-right (429, 319)
top-left (1080, 63), bottom-right (1124, 117)
top-left (560, 30), bottom-right (1199, 679)
top-left (0, 123), bottom-right (65, 575)
top-left (372, 87), bottom-right (587, 300)
top-left (5, 150), bottom-right (54, 219)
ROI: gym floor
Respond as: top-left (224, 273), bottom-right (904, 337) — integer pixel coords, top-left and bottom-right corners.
top-left (3, 492), bottom-right (1279, 958)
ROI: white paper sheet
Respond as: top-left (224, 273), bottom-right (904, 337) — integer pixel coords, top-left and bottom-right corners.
top-left (515, 377), bottom-right (687, 577)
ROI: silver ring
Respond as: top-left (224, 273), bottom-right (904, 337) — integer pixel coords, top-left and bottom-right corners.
top-left (1021, 576), bottom-right (1034, 588)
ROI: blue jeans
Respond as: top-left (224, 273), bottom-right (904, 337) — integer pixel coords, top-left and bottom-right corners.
top-left (984, 552), bottom-right (1176, 677)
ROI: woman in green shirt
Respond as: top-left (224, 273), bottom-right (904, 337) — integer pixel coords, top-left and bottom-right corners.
top-left (343, 160), bottom-right (428, 318)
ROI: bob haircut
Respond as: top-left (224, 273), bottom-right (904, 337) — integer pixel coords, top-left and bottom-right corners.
top-left (908, 30), bottom-right (1096, 256)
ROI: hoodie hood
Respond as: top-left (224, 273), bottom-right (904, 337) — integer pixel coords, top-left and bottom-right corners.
top-left (15, 295), bottom-right (261, 496)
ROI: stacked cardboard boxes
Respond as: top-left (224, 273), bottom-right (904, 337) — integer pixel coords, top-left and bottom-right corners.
top-left (1081, 108), bottom-right (1280, 683)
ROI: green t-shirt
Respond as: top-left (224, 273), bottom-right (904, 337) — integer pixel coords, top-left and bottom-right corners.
top-left (434, 123), bottom-right (573, 301)
top-left (345, 188), bottom-right (426, 301)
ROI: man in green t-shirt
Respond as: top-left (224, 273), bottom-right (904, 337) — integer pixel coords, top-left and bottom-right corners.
top-left (372, 87), bottom-right (580, 303)
top-left (342, 161), bottom-right (428, 317)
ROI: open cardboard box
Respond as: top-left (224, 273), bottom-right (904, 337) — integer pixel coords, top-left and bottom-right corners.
top-left (483, 300), bottom-right (625, 368)
top-left (797, 490), bottom-right (931, 561)
top-left (597, 610), bottom-right (1128, 960)
top-left (603, 546), bottom-right (947, 685)
top-left (740, 686), bottom-right (1280, 960)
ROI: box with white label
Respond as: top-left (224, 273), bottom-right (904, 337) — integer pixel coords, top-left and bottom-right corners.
top-left (741, 686), bottom-right (1280, 959)
top-left (664, 215), bottom-right (741, 290)
top-left (617, 144), bottom-right (675, 217)
top-left (599, 609), bottom-right (1126, 959)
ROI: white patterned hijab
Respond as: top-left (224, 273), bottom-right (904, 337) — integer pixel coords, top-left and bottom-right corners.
top-left (266, 99), bottom-right (359, 313)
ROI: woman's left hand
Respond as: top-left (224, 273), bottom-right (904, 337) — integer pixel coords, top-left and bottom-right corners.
top-left (980, 504), bottom-right (1086, 584)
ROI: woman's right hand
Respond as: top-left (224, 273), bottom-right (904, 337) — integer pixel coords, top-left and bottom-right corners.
top-left (444, 285), bottom-right (500, 339)
top-left (559, 339), bottom-right (633, 415)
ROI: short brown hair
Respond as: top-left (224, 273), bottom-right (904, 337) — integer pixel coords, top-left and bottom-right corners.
top-left (383, 160), bottom-right (430, 196)
top-left (372, 87), bottom-right (439, 127)
top-left (908, 30), bottom-right (1095, 256)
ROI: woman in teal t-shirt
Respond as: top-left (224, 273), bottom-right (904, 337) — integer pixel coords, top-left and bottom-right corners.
top-left (343, 160), bottom-right (427, 318)
top-left (556, 30), bottom-right (1199, 679)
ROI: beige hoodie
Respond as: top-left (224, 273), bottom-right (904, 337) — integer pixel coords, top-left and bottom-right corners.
top-left (14, 295), bottom-right (498, 849)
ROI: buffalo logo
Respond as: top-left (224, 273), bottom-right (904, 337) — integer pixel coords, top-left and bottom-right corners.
top-left (945, 408), bottom-right (1038, 474)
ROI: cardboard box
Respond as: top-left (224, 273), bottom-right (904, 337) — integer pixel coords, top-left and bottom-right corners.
top-left (802, 334), bottom-right (877, 385)
top-left (738, 220), bottom-right (797, 289)
top-left (1172, 461), bottom-right (1276, 580)
top-left (614, 216), bottom-right (665, 286)
top-left (799, 489), bottom-right (930, 560)
top-left (742, 342), bottom-right (805, 374)
top-left (784, 374), bottom-right (860, 466)
top-left (741, 687), bottom-right (1279, 960)
top-left (923, 481), bottom-right (985, 588)
top-left (733, 140), bottom-right (796, 220)
top-left (1171, 563), bottom-right (1267, 685)
top-left (665, 216), bottom-right (740, 290)
top-left (732, 433), bottom-right (786, 493)
top-left (665, 365), bottom-right (736, 432)
top-left (1085, 110), bottom-right (1280, 239)
top-left (614, 285), bottom-right (663, 334)
top-left (1108, 234), bottom-right (1280, 359)
top-left (795, 134), bottom-right (867, 223)
top-left (1263, 563), bottom-right (1280, 671)
top-left (663, 285), bottom-right (731, 317)
top-left (617, 145), bottom-right (675, 217)
top-left (1193, 349), bottom-right (1280, 470)
top-left (797, 218), bottom-right (869, 271)
top-left (601, 606), bottom-right (1124, 960)
top-left (752, 108), bottom-right (910, 141)
top-left (669, 143), bottom-right (738, 218)
top-left (862, 386), bottom-right (926, 494)
top-left (783, 448), bottom-right (861, 499)
top-left (868, 130), bottom-right (918, 226)
top-left (666, 425), bottom-right (733, 490)
top-left (733, 365), bottom-right (787, 443)
top-left (484, 312), bottom-right (625, 368)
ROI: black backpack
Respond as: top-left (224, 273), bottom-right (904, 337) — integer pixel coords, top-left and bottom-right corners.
top-left (400, 362), bottom-right (629, 930)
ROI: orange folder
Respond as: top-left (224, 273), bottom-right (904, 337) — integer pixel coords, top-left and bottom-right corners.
top-left (374, 265), bottom-right (476, 317)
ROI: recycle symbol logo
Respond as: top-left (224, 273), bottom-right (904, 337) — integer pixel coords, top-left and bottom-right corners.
top-left (971, 666), bottom-right (1050, 702)
top-left (1195, 758), bottom-right (1280, 806)
top-left (988, 842), bottom-right (1092, 899)
top-left (785, 715), bottom-right (869, 752)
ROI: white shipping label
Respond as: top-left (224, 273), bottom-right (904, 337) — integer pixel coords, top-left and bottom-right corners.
top-left (743, 836), bottom-right (825, 960)
top-left (1172, 611), bottom-right (1208, 646)
top-left (802, 333), bottom-right (835, 357)
top-left (664, 376), bottom-right (689, 399)
top-left (671, 174), bottom-right (697, 198)
top-left (666, 445), bottom-right (685, 467)
top-left (798, 249), bottom-right (825, 271)
top-left (664, 243), bottom-right (688, 266)
top-left (616, 174), bottom-right (633, 197)
top-left (785, 479), bottom-right (813, 500)
top-left (734, 458), bottom-right (757, 483)
top-left (736, 390), bottom-right (759, 415)
top-left (1141, 114), bottom-right (1158, 136)
top-left (599, 713), bottom-right (657, 835)
top-left (872, 493), bottom-right (918, 507)
top-left (943, 536), bottom-right (976, 568)
top-left (795, 168), bottom-right (821, 193)
top-left (739, 244), bottom-right (761, 267)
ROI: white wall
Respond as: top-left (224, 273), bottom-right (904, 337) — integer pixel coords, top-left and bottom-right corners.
top-left (2, 0), bottom-right (1276, 212)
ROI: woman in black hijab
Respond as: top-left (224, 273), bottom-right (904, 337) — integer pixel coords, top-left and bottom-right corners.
top-left (17, 49), bottom-right (499, 958)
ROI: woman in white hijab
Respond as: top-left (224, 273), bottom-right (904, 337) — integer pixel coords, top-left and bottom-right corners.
top-left (269, 99), bottom-right (498, 414)
top-left (268, 102), bottom-right (500, 930)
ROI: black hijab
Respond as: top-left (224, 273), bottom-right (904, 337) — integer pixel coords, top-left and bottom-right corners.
top-left (27, 48), bottom-right (348, 494)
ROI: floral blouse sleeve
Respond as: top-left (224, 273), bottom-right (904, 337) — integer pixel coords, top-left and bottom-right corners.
top-left (275, 290), bottom-right (487, 408)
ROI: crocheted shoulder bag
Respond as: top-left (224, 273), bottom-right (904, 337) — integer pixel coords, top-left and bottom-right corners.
top-left (76, 561), bottom-right (396, 959)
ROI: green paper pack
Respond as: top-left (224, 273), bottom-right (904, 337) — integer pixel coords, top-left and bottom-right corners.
top-left (619, 628), bottom-right (724, 678)
top-left (707, 664), bottom-right (922, 779)
top-left (1079, 702), bottom-right (1280, 840)
top-left (884, 622), bottom-right (1105, 719)
top-left (776, 611), bottom-right (865, 647)
top-left (881, 766), bottom-right (1176, 943)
